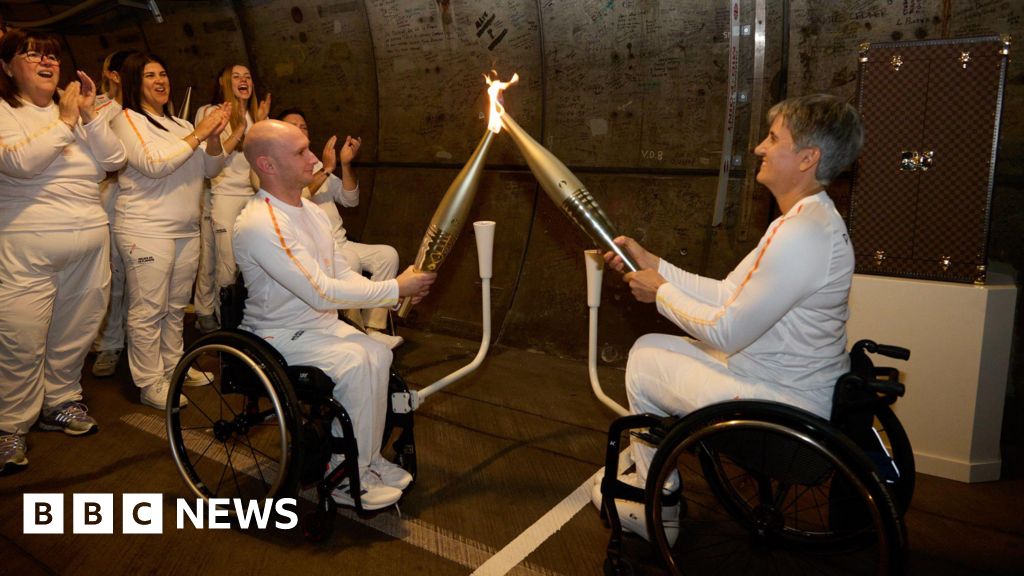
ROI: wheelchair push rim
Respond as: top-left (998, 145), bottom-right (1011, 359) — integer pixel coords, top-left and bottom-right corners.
top-left (167, 337), bottom-right (302, 505)
top-left (646, 409), bottom-right (906, 575)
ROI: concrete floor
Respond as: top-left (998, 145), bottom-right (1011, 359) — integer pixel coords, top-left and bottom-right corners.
top-left (1, 325), bottom-right (1022, 575)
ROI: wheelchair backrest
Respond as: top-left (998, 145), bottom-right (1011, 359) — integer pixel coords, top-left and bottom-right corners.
top-left (830, 339), bottom-right (908, 449)
top-left (219, 278), bottom-right (248, 331)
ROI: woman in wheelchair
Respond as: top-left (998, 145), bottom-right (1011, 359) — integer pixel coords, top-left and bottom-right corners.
top-left (595, 95), bottom-right (905, 573)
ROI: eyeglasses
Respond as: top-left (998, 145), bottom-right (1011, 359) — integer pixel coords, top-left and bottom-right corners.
top-left (20, 51), bottom-right (61, 65)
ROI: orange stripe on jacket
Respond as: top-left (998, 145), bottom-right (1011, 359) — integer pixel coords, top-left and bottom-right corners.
top-left (263, 197), bottom-right (392, 308)
top-left (0, 117), bottom-right (65, 152)
top-left (656, 205), bottom-right (804, 326)
top-left (122, 109), bottom-right (191, 164)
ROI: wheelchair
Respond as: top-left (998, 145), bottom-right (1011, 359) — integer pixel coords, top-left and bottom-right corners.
top-left (599, 340), bottom-right (914, 575)
top-left (166, 282), bottom-right (416, 541)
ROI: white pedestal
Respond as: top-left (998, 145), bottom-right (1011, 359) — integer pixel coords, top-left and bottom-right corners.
top-left (847, 273), bottom-right (1017, 483)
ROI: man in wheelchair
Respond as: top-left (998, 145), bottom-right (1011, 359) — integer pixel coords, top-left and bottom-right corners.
top-left (598, 94), bottom-right (864, 544)
top-left (233, 120), bottom-right (435, 511)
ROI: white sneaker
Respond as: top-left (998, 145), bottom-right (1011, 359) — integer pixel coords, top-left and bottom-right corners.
top-left (91, 349), bottom-right (121, 378)
top-left (592, 472), bottom-right (680, 545)
top-left (370, 455), bottom-right (413, 491)
top-left (140, 380), bottom-right (189, 410)
top-left (367, 330), bottom-right (404, 350)
top-left (331, 469), bottom-right (402, 511)
top-left (184, 367), bottom-right (213, 387)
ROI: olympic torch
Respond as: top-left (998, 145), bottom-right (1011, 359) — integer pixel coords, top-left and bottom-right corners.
top-left (500, 112), bottom-right (640, 273)
top-left (175, 86), bottom-right (192, 121)
top-left (397, 72), bottom-right (518, 317)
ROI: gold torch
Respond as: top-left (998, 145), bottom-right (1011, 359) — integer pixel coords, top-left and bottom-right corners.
top-left (397, 72), bottom-right (518, 317)
top-left (500, 112), bottom-right (640, 273)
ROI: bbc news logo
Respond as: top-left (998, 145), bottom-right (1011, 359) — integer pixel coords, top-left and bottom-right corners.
top-left (23, 494), bottom-right (298, 534)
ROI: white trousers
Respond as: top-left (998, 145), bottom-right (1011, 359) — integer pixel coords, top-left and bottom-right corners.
top-left (117, 233), bottom-right (200, 390)
top-left (337, 239), bottom-right (399, 330)
top-left (193, 188), bottom-right (217, 317)
top-left (0, 227), bottom-right (109, 433)
top-left (212, 194), bottom-right (251, 288)
top-left (625, 334), bottom-right (831, 487)
top-left (255, 322), bottom-right (391, 471)
top-left (95, 178), bottom-right (127, 352)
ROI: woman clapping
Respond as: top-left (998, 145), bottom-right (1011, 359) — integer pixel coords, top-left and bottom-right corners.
top-left (0, 29), bottom-right (126, 473)
top-left (111, 52), bottom-right (229, 410)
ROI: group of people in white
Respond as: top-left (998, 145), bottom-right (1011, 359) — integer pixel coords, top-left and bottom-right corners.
top-left (1, 25), bottom-right (864, 520)
top-left (0, 29), bottom-right (431, 509)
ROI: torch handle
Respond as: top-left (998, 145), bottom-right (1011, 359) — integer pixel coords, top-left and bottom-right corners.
top-left (397, 295), bottom-right (415, 318)
top-left (397, 266), bottom-right (423, 318)
top-left (608, 242), bottom-right (641, 274)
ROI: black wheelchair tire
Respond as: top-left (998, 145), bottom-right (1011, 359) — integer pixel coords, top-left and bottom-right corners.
top-left (167, 330), bottom-right (304, 504)
top-left (646, 401), bottom-right (906, 576)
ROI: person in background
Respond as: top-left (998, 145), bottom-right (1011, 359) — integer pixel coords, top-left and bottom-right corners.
top-left (193, 63), bottom-right (270, 333)
top-left (594, 94), bottom-right (863, 545)
top-left (111, 52), bottom-right (229, 409)
top-left (278, 108), bottom-right (403, 349)
top-left (0, 29), bottom-right (126, 473)
top-left (91, 49), bottom-right (138, 378)
top-left (234, 120), bottom-right (435, 510)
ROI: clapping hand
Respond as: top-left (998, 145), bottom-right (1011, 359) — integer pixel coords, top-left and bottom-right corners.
top-left (256, 93), bottom-right (272, 121)
top-left (75, 71), bottom-right (97, 123)
top-left (321, 135), bottom-right (337, 175)
top-left (339, 135), bottom-right (361, 166)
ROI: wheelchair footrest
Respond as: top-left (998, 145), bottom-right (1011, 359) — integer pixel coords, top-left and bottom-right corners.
top-left (601, 476), bottom-right (682, 508)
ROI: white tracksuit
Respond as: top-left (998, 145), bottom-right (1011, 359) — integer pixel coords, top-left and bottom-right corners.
top-left (0, 97), bottom-right (126, 434)
top-left (305, 161), bottom-right (398, 330)
top-left (111, 108), bottom-right (224, 391)
top-left (233, 190), bottom-right (399, 471)
top-left (627, 191), bottom-right (854, 484)
top-left (196, 105), bottom-right (255, 298)
top-left (92, 94), bottom-right (128, 353)
top-left (194, 184), bottom-right (216, 316)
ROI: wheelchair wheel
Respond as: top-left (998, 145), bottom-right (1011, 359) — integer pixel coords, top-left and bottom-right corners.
top-left (646, 402), bottom-right (906, 575)
top-left (168, 331), bottom-right (303, 504)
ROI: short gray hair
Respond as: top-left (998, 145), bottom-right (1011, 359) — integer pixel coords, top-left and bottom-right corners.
top-left (767, 94), bottom-right (864, 185)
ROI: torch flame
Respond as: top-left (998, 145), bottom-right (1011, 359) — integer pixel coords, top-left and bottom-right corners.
top-left (484, 71), bottom-right (518, 134)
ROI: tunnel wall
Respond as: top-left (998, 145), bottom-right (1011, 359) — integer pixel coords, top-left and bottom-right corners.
top-left (4, 0), bottom-right (1021, 373)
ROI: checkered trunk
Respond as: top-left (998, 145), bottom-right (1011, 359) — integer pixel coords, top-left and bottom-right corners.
top-left (849, 36), bottom-right (1008, 283)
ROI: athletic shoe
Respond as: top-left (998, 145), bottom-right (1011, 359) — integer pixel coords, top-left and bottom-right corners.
top-left (38, 401), bottom-right (98, 436)
top-left (591, 472), bottom-right (680, 545)
top-left (367, 330), bottom-right (404, 350)
top-left (370, 455), bottom-right (413, 491)
top-left (91, 349), bottom-right (122, 377)
top-left (331, 469), bottom-right (402, 511)
top-left (184, 367), bottom-right (213, 387)
top-left (195, 314), bottom-right (219, 333)
top-left (140, 380), bottom-right (189, 410)
top-left (0, 432), bottom-right (28, 475)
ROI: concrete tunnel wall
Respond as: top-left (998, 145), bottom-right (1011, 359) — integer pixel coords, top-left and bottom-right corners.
top-left (7, 0), bottom-right (1022, 372)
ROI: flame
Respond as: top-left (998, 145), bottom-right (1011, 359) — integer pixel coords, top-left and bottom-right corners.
top-left (484, 71), bottom-right (518, 133)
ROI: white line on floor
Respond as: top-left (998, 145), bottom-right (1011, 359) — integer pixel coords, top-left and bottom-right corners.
top-left (470, 469), bottom-right (602, 576)
top-left (122, 412), bottom-right (562, 576)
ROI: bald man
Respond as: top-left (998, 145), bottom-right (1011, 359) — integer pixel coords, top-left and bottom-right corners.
top-left (233, 120), bottom-right (434, 511)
